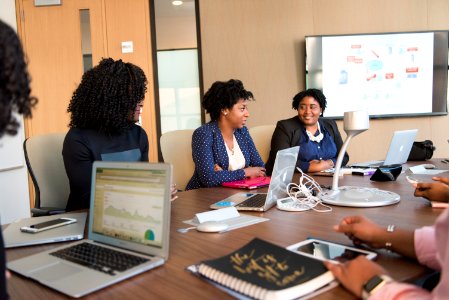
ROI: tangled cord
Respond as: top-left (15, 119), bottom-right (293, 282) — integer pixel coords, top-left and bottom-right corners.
top-left (285, 168), bottom-right (332, 212)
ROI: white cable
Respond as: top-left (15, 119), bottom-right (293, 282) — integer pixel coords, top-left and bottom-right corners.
top-left (282, 168), bottom-right (332, 213)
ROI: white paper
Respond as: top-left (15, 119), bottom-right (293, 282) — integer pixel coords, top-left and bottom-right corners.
top-left (409, 165), bottom-right (448, 175)
top-left (184, 210), bottom-right (269, 233)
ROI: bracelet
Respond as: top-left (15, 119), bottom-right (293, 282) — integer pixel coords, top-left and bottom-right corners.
top-left (385, 225), bottom-right (395, 250)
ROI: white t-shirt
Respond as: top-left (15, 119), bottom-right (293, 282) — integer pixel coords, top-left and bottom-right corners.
top-left (225, 135), bottom-right (245, 171)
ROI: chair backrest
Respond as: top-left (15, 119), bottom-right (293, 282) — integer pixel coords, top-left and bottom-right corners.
top-left (160, 129), bottom-right (195, 191)
top-left (249, 125), bottom-right (276, 163)
top-left (24, 133), bottom-right (69, 214)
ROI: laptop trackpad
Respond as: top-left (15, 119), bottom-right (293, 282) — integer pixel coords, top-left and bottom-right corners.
top-left (30, 262), bottom-right (83, 282)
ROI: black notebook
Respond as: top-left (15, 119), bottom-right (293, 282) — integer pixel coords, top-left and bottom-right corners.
top-left (192, 238), bottom-right (335, 300)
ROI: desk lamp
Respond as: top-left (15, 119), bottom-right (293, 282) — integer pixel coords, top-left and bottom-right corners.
top-left (319, 110), bottom-right (400, 207)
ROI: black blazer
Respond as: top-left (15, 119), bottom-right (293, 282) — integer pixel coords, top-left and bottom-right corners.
top-left (265, 116), bottom-right (349, 175)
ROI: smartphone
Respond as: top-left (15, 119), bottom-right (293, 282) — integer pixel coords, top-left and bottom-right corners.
top-left (287, 239), bottom-right (377, 263)
top-left (20, 217), bottom-right (77, 233)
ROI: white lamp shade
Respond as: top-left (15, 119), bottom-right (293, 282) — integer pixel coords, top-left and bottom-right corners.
top-left (344, 110), bottom-right (369, 136)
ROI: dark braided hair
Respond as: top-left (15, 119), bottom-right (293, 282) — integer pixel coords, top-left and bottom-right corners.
top-left (0, 20), bottom-right (37, 137)
top-left (68, 58), bottom-right (147, 134)
top-left (202, 79), bottom-right (254, 121)
top-left (292, 88), bottom-right (327, 116)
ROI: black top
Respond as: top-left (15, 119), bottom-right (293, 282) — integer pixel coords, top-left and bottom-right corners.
top-left (0, 230), bottom-right (8, 300)
top-left (266, 116), bottom-right (349, 175)
top-left (62, 124), bottom-right (149, 211)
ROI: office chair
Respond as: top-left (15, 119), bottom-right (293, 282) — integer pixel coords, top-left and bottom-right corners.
top-left (160, 129), bottom-right (195, 191)
top-left (248, 125), bottom-right (276, 163)
top-left (23, 133), bottom-right (69, 217)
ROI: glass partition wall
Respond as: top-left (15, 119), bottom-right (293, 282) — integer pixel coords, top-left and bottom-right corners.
top-left (152, 0), bottom-right (203, 159)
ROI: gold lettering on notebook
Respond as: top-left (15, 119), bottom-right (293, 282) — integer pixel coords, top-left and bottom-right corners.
top-left (230, 249), bottom-right (305, 287)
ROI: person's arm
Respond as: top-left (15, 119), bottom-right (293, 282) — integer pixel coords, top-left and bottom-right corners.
top-left (333, 215), bottom-right (416, 259)
top-left (324, 215), bottom-right (432, 300)
top-left (0, 230), bottom-right (8, 300)
top-left (62, 132), bottom-right (93, 210)
top-left (414, 181), bottom-right (449, 203)
top-left (324, 257), bottom-right (431, 300)
top-left (308, 159), bottom-right (334, 172)
top-left (139, 127), bottom-right (149, 161)
top-left (191, 127), bottom-right (246, 187)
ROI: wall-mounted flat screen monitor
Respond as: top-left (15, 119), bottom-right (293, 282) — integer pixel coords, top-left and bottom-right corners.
top-left (306, 31), bottom-right (448, 118)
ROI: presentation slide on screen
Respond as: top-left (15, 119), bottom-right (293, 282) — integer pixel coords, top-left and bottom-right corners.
top-left (321, 32), bottom-right (434, 117)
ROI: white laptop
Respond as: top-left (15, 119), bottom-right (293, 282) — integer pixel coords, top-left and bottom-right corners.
top-left (3, 212), bottom-right (87, 248)
top-left (210, 146), bottom-right (299, 211)
top-left (351, 129), bottom-right (418, 168)
top-left (8, 161), bottom-right (172, 298)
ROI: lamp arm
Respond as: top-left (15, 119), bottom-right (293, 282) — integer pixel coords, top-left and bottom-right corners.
top-left (332, 134), bottom-right (354, 190)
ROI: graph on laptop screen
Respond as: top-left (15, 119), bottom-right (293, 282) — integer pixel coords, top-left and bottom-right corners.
top-left (92, 167), bottom-right (167, 248)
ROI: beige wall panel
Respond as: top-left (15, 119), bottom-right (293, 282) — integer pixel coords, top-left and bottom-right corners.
top-left (200, 0), bottom-right (314, 127)
top-left (156, 15), bottom-right (197, 50)
top-left (427, 0), bottom-right (449, 29)
top-left (311, 0), bottom-right (428, 34)
top-left (103, 0), bottom-right (158, 162)
top-left (199, 0), bottom-right (449, 163)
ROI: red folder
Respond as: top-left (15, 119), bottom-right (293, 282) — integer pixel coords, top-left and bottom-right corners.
top-left (221, 177), bottom-right (271, 189)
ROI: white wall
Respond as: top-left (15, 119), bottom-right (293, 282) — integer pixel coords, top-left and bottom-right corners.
top-left (0, 0), bottom-right (31, 224)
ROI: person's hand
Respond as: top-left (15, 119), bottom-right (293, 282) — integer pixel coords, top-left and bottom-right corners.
top-left (414, 181), bottom-right (449, 203)
top-left (324, 256), bottom-right (388, 298)
top-left (333, 215), bottom-right (386, 249)
top-left (308, 159), bottom-right (333, 172)
top-left (5, 270), bottom-right (10, 279)
top-left (170, 183), bottom-right (178, 202)
top-left (244, 167), bottom-right (266, 178)
top-left (214, 164), bottom-right (224, 172)
top-left (432, 176), bottom-right (449, 186)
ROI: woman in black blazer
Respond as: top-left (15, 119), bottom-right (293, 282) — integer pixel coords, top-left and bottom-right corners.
top-left (266, 89), bottom-right (349, 175)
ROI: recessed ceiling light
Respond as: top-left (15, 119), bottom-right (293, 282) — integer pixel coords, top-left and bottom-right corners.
top-left (172, 0), bottom-right (183, 6)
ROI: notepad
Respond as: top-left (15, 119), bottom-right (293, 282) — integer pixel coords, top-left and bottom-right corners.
top-left (189, 238), bottom-right (334, 300)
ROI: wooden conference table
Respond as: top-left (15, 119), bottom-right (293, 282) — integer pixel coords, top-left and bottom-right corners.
top-left (6, 161), bottom-right (448, 299)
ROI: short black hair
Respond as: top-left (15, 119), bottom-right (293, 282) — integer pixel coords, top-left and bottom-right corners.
top-left (292, 88), bottom-right (326, 116)
top-left (0, 20), bottom-right (37, 137)
top-left (202, 79), bottom-right (254, 121)
top-left (67, 58), bottom-right (147, 134)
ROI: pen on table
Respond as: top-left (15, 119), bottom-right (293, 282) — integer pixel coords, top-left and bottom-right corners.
top-left (442, 160), bottom-right (448, 164)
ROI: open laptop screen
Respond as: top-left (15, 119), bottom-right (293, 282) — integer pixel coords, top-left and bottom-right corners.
top-left (92, 166), bottom-right (168, 249)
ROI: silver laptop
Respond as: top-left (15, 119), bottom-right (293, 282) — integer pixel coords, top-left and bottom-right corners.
top-left (351, 129), bottom-right (418, 168)
top-left (3, 212), bottom-right (87, 248)
top-left (210, 146), bottom-right (299, 211)
top-left (8, 161), bottom-right (172, 298)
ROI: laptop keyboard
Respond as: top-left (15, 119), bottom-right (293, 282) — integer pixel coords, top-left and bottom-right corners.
top-left (50, 242), bottom-right (149, 276)
top-left (236, 194), bottom-right (267, 208)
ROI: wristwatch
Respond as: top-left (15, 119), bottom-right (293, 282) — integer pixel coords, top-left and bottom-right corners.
top-left (362, 274), bottom-right (393, 300)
